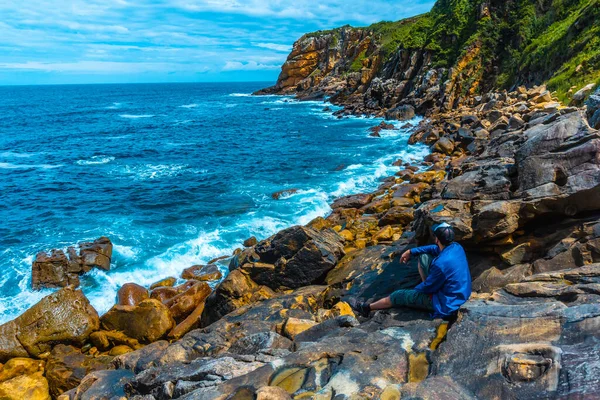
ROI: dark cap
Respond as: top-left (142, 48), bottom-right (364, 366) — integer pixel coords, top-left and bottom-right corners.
top-left (433, 222), bottom-right (455, 245)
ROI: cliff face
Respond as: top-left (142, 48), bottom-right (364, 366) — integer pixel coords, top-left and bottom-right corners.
top-left (259, 0), bottom-right (600, 116)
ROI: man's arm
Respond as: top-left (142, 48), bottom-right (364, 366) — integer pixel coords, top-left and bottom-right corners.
top-left (414, 263), bottom-right (445, 294)
top-left (398, 245), bottom-right (440, 263)
top-left (410, 245), bottom-right (441, 257)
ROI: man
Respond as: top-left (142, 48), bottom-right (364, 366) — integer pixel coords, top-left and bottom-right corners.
top-left (349, 222), bottom-right (471, 320)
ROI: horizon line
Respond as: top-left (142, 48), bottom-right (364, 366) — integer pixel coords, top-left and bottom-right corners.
top-left (0, 80), bottom-right (276, 88)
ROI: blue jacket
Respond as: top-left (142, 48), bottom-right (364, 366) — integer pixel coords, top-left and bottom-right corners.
top-left (411, 242), bottom-right (471, 319)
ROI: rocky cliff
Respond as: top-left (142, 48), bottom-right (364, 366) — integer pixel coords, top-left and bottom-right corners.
top-left (258, 0), bottom-right (600, 118)
top-left (1, 2), bottom-right (600, 400)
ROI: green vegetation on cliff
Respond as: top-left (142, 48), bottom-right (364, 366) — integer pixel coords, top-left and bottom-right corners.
top-left (355, 0), bottom-right (600, 100)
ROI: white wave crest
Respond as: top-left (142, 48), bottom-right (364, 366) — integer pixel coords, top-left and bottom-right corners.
top-left (0, 162), bottom-right (62, 170)
top-left (76, 156), bottom-right (115, 166)
top-left (119, 114), bottom-right (154, 119)
top-left (0, 151), bottom-right (36, 158)
top-left (179, 104), bottom-right (198, 108)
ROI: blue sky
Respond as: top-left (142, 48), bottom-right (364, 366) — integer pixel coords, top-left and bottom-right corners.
top-left (0, 0), bottom-right (435, 85)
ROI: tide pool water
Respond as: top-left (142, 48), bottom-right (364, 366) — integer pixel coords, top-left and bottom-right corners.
top-left (0, 82), bottom-right (427, 323)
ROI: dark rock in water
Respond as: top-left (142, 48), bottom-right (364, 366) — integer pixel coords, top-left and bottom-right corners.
top-left (0, 287), bottom-right (99, 362)
top-left (385, 104), bottom-right (415, 121)
top-left (271, 188), bottom-right (299, 200)
top-left (243, 236), bottom-right (258, 247)
top-left (31, 249), bottom-right (80, 290)
top-left (79, 236), bottom-right (112, 271)
top-left (322, 106), bottom-right (331, 112)
top-left (334, 164), bottom-right (346, 171)
top-left (31, 237), bottom-right (113, 290)
top-left (117, 283), bottom-right (149, 307)
top-left (45, 344), bottom-right (113, 398)
top-left (331, 193), bottom-right (374, 209)
top-left (369, 131), bottom-right (381, 137)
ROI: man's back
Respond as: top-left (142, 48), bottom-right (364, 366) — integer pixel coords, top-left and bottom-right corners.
top-left (414, 242), bottom-right (471, 318)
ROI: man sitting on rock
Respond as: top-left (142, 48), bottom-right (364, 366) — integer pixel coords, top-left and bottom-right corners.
top-left (349, 222), bottom-right (471, 321)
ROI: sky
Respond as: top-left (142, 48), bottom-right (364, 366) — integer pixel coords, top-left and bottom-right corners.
top-left (0, 0), bottom-right (435, 85)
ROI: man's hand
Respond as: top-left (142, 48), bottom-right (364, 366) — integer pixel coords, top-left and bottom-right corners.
top-left (399, 249), bottom-right (411, 264)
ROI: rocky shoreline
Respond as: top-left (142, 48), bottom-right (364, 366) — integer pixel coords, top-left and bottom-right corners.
top-left (1, 79), bottom-right (600, 399)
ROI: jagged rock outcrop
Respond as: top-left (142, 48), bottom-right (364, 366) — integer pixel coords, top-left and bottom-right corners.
top-left (31, 237), bottom-right (113, 290)
top-left (0, 287), bottom-right (99, 362)
top-left (201, 226), bottom-right (344, 326)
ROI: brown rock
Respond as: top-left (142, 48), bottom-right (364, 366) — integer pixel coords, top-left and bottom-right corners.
top-left (0, 321), bottom-right (29, 362)
top-left (282, 318), bottom-right (317, 340)
top-left (0, 287), bottom-right (99, 361)
top-left (108, 345), bottom-right (133, 356)
top-left (0, 372), bottom-right (50, 400)
top-left (0, 358), bottom-right (44, 383)
top-left (31, 237), bottom-right (112, 290)
top-left (164, 281), bottom-right (212, 322)
top-left (167, 300), bottom-right (206, 340)
top-left (117, 283), bottom-right (149, 306)
top-left (373, 225), bottom-right (394, 242)
top-left (31, 250), bottom-right (79, 290)
top-left (45, 344), bottom-right (113, 398)
top-left (331, 193), bottom-right (374, 209)
top-left (149, 277), bottom-right (176, 290)
top-left (89, 330), bottom-right (142, 352)
top-left (379, 207), bottom-right (415, 227)
top-left (244, 236), bottom-right (258, 247)
top-left (100, 299), bottom-right (174, 343)
top-left (361, 198), bottom-right (392, 214)
top-left (78, 237), bottom-right (112, 271)
top-left (410, 170), bottom-right (446, 184)
top-left (181, 264), bottom-right (222, 281)
top-left (272, 189), bottom-right (299, 200)
top-left (432, 137), bottom-right (455, 155)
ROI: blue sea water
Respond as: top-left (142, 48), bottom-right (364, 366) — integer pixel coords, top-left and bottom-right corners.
top-left (0, 82), bottom-right (427, 324)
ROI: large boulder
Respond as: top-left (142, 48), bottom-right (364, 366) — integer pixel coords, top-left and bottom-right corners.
top-left (32, 237), bottom-right (113, 290)
top-left (100, 299), bottom-right (175, 343)
top-left (117, 283), bottom-right (149, 306)
top-left (242, 225), bottom-right (345, 290)
top-left (0, 287), bottom-right (99, 361)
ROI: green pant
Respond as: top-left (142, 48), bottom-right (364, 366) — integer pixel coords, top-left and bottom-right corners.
top-left (389, 254), bottom-right (434, 311)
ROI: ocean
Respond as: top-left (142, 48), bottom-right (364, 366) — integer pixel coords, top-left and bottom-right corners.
top-left (0, 82), bottom-right (427, 324)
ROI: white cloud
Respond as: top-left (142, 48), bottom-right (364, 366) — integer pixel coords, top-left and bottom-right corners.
top-left (0, 60), bottom-right (209, 74)
top-left (253, 42), bottom-right (292, 52)
top-left (222, 61), bottom-right (281, 71)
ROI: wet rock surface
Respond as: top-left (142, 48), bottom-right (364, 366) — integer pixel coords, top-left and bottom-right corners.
top-left (31, 237), bottom-right (113, 290)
